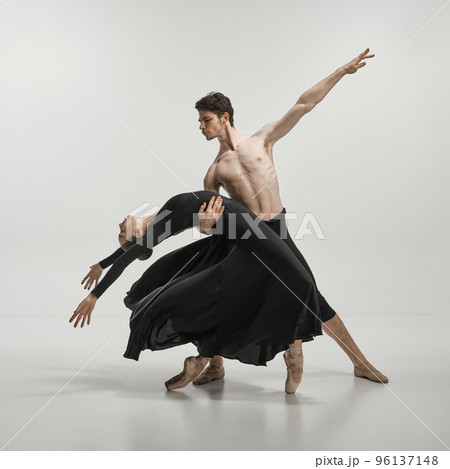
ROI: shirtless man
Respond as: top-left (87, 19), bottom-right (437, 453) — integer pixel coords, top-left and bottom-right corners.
top-left (192, 48), bottom-right (388, 390)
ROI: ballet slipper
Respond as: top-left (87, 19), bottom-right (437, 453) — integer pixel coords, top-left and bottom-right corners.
top-left (192, 365), bottom-right (225, 385)
top-left (165, 356), bottom-right (210, 391)
top-left (283, 347), bottom-right (303, 394)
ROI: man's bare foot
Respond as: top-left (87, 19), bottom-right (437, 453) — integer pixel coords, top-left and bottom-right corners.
top-left (354, 362), bottom-right (388, 383)
top-left (283, 347), bottom-right (303, 394)
top-left (165, 356), bottom-right (210, 391)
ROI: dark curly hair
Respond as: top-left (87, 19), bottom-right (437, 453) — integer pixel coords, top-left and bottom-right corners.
top-left (195, 92), bottom-right (235, 127)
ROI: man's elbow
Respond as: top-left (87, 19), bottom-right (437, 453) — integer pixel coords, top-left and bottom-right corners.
top-left (296, 102), bottom-right (316, 114)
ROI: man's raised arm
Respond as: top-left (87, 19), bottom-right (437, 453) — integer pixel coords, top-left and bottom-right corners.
top-left (255, 48), bottom-right (374, 145)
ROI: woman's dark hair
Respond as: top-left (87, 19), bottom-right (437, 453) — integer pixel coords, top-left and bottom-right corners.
top-left (195, 92), bottom-right (234, 127)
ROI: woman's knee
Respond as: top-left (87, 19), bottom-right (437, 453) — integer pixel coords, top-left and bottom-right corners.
top-left (164, 191), bottom-right (218, 212)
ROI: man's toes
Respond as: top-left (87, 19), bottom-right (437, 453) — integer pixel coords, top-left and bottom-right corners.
top-left (372, 371), bottom-right (389, 383)
top-left (354, 365), bottom-right (389, 384)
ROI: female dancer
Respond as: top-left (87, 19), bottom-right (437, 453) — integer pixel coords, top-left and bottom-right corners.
top-left (70, 191), bottom-right (321, 392)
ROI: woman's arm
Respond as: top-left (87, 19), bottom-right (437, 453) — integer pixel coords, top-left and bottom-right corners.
top-left (81, 247), bottom-right (125, 290)
top-left (71, 243), bottom-right (148, 327)
top-left (99, 247), bottom-right (125, 269)
top-left (70, 191), bottom-right (219, 327)
top-left (91, 243), bottom-right (148, 299)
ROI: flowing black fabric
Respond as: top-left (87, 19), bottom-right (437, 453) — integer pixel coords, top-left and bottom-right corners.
top-left (90, 190), bottom-right (324, 366)
top-left (262, 210), bottom-right (337, 323)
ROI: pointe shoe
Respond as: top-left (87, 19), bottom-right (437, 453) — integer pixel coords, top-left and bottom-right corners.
top-left (165, 356), bottom-right (209, 391)
top-left (192, 365), bottom-right (225, 385)
top-left (283, 348), bottom-right (304, 394)
top-left (354, 363), bottom-right (389, 384)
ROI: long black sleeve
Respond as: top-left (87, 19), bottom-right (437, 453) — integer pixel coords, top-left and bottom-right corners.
top-left (91, 243), bottom-right (148, 299)
top-left (90, 191), bottom-right (219, 299)
top-left (99, 247), bottom-right (125, 269)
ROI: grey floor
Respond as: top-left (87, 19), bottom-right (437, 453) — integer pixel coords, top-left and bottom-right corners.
top-left (1, 314), bottom-right (449, 451)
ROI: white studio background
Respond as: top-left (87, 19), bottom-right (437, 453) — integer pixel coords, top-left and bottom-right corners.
top-left (0, 0), bottom-right (449, 323)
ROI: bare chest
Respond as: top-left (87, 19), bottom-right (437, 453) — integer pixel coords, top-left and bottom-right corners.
top-left (214, 141), bottom-right (273, 186)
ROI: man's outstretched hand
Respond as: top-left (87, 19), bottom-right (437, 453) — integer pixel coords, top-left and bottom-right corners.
top-left (343, 48), bottom-right (375, 74)
top-left (69, 293), bottom-right (97, 328)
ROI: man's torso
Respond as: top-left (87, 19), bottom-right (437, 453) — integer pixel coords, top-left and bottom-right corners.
top-left (205, 135), bottom-right (284, 221)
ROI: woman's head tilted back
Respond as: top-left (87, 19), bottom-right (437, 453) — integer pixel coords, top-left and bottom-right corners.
top-left (118, 217), bottom-right (152, 261)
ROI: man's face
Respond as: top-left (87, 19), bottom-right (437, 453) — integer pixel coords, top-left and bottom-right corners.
top-left (198, 110), bottom-right (225, 140)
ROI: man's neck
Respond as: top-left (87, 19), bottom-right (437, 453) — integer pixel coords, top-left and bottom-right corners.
top-left (217, 125), bottom-right (244, 154)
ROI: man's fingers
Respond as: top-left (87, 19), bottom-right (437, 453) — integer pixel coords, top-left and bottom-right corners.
top-left (207, 196), bottom-right (216, 210)
top-left (81, 314), bottom-right (86, 328)
top-left (213, 196), bottom-right (222, 211)
top-left (360, 47), bottom-right (369, 57)
top-left (81, 274), bottom-right (89, 284)
top-left (69, 311), bottom-right (77, 323)
top-left (87, 312), bottom-right (91, 326)
top-left (198, 202), bottom-right (206, 214)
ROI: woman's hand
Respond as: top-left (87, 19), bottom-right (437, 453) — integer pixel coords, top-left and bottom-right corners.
top-left (198, 196), bottom-right (225, 234)
top-left (69, 293), bottom-right (97, 328)
top-left (81, 263), bottom-right (103, 290)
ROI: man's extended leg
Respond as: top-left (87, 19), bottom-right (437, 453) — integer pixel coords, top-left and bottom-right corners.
top-left (274, 211), bottom-right (389, 383)
top-left (321, 313), bottom-right (388, 383)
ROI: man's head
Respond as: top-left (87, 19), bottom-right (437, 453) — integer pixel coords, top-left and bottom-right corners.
top-left (195, 92), bottom-right (234, 140)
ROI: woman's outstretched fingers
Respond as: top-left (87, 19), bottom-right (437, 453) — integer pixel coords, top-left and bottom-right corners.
top-left (69, 295), bottom-right (96, 328)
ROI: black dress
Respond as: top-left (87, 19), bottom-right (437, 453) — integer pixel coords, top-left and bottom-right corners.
top-left (92, 191), bottom-right (327, 366)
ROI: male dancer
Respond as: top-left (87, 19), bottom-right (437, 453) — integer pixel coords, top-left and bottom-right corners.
top-left (192, 48), bottom-right (388, 389)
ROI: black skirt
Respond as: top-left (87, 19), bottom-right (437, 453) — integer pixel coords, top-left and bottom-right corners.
top-left (122, 191), bottom-right (323, 366)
